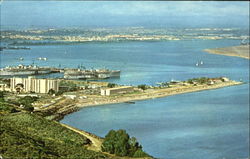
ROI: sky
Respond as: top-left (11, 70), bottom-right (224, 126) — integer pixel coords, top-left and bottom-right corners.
top-left (0, 1), bottom-right (249, 29)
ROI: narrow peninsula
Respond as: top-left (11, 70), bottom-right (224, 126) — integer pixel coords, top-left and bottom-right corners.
top-left (26, 77), bottom-right (243, 120)
top-left (204, 45), bottom-right (250, 59)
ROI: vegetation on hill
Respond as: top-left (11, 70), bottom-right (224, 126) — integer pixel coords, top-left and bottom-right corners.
top-left (18, 96), bottom-right (38, 112)
top-left (1, 90), bottom-right (152, 158)
top-left (0, 102), bottom-right (18, 114)
top-left (102, 129), bottom-right (150, 158)
top-left (0, 113), bottom-right (109, 159)
top-left (0, 91), bottom-right (19, 114)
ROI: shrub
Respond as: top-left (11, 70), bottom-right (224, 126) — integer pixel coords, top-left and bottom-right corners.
top-left (18, 96), bottom-right (37, 112)
top-left (56, 90), bottom-right (65, 96)
top-left (0, 102), bottom-right (18, 114)
top-left (137, 84), bottom-right (147, 90)
top-left (0, 91), bottom-right (4, 98)
top-left (107, 83), bottom-right (116, 88)
top-left (48, 89), bottom-right (56, 95)
top-left (133, 149), bottom-right (150, 158)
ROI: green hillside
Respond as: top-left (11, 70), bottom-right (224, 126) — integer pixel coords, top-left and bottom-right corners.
top-left (0, 113), bottom-right (108, 159)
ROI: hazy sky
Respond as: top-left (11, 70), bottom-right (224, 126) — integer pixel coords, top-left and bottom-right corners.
top-left (1, 1), bottom-right (249, 28)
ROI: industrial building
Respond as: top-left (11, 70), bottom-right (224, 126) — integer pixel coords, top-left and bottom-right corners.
top-left (10, 77), bottom-right (59, 93)
top-left (101, 86), bottom-right (134, 96)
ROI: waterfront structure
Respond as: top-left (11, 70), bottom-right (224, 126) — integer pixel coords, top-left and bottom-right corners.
top-left (10, 77), bottom-right (59, 93)
top-left (101, 86), bottom-right (134, 96)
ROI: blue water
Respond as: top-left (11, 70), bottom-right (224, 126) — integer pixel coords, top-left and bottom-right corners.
top-left (1, 39), bottom-right (249, 158)
top-left (61, 84), bottom-right (249, 159)
top-left (1, 40), bottom-right (248, 84)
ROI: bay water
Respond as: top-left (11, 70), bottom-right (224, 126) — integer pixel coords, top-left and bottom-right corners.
top-left (1, 39), bottom-right (249, 158)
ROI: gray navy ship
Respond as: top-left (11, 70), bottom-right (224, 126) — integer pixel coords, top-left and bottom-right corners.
top-left (0, 64), bottom-right (59, 76)
top-left (64, 68), bottom-right (120, 80)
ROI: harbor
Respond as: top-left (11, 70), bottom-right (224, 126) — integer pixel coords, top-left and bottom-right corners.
top-left (1, 1), bottom-right (249, 159)
top-left (64, 68), bottom-right (120, 80)
top-left (0, 64), bottom-right (60, 76)
top-left (0, 64), bottom-right (121, 80)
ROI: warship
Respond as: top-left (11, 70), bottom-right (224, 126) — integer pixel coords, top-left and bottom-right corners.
top-left (0, 64), bottom-right (59, 76)
top-left (64, 68), bottom-right (120, 80)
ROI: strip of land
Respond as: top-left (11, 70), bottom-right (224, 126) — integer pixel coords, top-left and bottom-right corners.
top-left (204, 45), bottom-right (249, 59)
top-left (75, 80), bottom-right (242, 108)
top-left (34, 79), bottom-right (243, 121)
top-left (0, 78), bottom-right (244, 158)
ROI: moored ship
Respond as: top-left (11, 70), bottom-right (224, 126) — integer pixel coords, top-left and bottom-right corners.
top-left (0, 64), bottom-right (59, 76)
top-left (64, 68), bottom-right (120, 80)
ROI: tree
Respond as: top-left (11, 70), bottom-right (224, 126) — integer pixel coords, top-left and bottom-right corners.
top-left (102, 129), bottom-right (129, 156)
top-left (128, 137), bottom-right (141, 156)
top-left (138, 84), bottom-right (147, 90)
top-left (48, 89), bottom-right (56, 95)
top-left (107, 83), bottom-right (116, 88)
top-left (101, 129), bottom-right (150, 157)
top-left (187, 79), bottom-right (193, 84)
top-left (0, 91), bottom-right (4, 98)
top-left (18, 96), bottom-right (37, 112)
top-left (133, 149), bottom-right (150, 158)
top-left (0, 91), bottom-right (4, 102)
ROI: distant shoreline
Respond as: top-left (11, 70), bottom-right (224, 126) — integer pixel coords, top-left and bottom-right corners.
top-left (204, 45), bottom-right (250, 59)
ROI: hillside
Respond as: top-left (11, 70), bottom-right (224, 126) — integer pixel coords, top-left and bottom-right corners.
top-left (0, 113), bottom-right (109, 159)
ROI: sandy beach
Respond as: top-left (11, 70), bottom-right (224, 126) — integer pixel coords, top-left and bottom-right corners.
top-left (204, 45), bottom-right (250, 59)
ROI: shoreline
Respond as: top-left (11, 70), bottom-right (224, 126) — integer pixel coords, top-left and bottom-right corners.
top-left (36, 80), bottom-right (244, 121)
top-left (47, 80), bottom-right (243, 121)
top-left (75, 81), bottom-right (243, 109)
top-left (203, 45), bottom-right (250, 59)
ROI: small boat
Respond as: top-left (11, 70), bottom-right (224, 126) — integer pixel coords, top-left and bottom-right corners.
top-left (195, 62), bottom-right (199, 66)
top-left (200, 61), bottom-right (203, 65)
top-left (38, 57), bottom-right (47, 61)
top-left (124, 101), bottom-right (135, 104)
top-left (19, 57), bottom-right (24, 61)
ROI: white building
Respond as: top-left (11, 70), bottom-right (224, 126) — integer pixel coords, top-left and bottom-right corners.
top-left (101, 86), bottom-right (134, 96)
top-left (10, 77), bottom-right (59, 93)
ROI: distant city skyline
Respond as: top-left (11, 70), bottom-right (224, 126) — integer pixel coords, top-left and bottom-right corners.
top-left (1, 1), bottom-right (249, 29)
